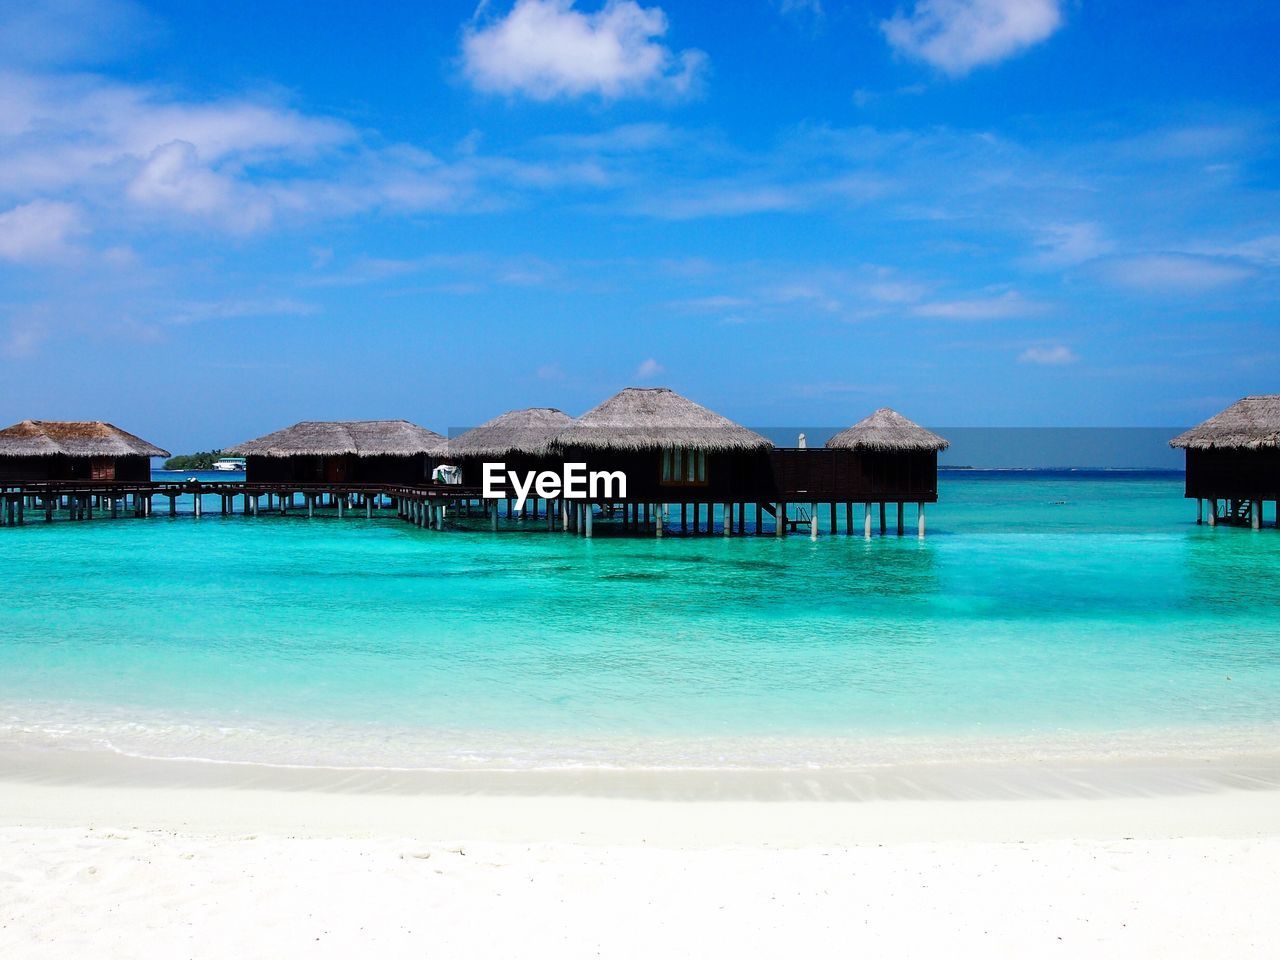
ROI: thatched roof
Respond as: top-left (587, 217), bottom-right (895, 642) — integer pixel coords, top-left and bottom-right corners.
top-left (825, 408), bottom-right (949, 452)
top-left (227, 420), bottom-right (447, 458)
top-left (0, 420), bottom-right (169, 458)
top-left (550, 387), bottom-right (772, 452)
top-left (1170, 396), bottom-right (1280, 450)
top-left (449, 408), bottom-right (573, 458)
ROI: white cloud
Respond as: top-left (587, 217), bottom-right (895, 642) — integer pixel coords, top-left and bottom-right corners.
top-left (1194, 234), bottom-right (1280, 267)
top-left (776, 0), bottom-right (824, 19)
top-left (914, 291), bottom-right (1043, 320)
top-left (165, 298), bottom-right (318, 326)
top-left (1019, 344), bottom-right (1077, 365)
top-left (0, 200), bottom-right (86, 262)
top-left (1031, 221), bottom-right (1112, 268)
top-left (126, 141), bottom-right (272, 232)
top-left (462, 0), bottom-right (706, 100)
top-left (635, 357), bottom-right (665, 379)
top-left (882, 0), bottom-right (1063, 75)
top-left (0, 73), bottom-right (355, 231)
top-left (1094, 254), bottom-right (1253, 294)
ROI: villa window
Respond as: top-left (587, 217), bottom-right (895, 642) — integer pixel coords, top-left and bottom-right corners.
top-left (661, 447), bottom-right (707, 486)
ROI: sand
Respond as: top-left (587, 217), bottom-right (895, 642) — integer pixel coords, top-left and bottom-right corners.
top-left (3, 747), bottom-right (1280, 958)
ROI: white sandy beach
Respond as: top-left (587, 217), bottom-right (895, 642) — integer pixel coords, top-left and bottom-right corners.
top-left (3, 749), bottom-right (1280, 959)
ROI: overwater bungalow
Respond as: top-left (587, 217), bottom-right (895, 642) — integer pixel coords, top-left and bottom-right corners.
top-left (448, 407), bottom-right (573, 487)
top-left (227, 420), bottom-right (447, 485)
top-left (1170, 395), bottom-right (1280, 529)
top-left (820, 407), bottom-right (949, 535)
top-left (0, 420), bottom-right (169, 482)
top-left (538, 388), bottom-right (950, 537)
top-left (547, 386), bottom-right (773, 534)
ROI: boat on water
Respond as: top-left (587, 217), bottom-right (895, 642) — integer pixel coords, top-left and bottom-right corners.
top-left (212, 457), bottom-right (247, 472)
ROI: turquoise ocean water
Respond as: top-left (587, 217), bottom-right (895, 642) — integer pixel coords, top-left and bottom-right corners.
top-left (2, 471), bottom-right (1278, 770)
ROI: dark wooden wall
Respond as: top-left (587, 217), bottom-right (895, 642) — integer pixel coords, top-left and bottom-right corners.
top-left (1184, 448), bottom-right (1280, 500)
top-left (465, 447), bottom-right (939, 503)
top-left (0, 454), bottom-right (151, 482)
top-left (245, 454), bottom-right (436, 485)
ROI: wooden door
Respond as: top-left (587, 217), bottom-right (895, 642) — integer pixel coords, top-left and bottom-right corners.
top-left (324, 456), bottom-right (349, 483)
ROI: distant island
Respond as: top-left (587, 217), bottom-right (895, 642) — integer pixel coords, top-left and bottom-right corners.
top-left (163, 451), bottom-right (225, 471)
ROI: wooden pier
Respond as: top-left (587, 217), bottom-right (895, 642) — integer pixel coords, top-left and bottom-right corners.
top-left (1, 478), bottom-right (932, 539)
top-left (0, 480), bottom-right (483, 528)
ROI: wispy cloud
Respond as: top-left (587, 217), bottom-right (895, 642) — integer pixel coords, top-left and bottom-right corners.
top-left (1029, 221), bottom-right (1112, 268)
top-left (1091, 254), bottom-right (1254, 294)
top-left (461, 0), bottom-right (706, 101)
top-left (635, 357), bottom-right (665, 379)
top-left (165, 298), bottom-right (318, 327)
top-left (914, 290), bottom-right (1044, 320)
top-left (882, 0), bottom-right (1064, 76)
top-left (1019, 344), bottom-right (1077, 365)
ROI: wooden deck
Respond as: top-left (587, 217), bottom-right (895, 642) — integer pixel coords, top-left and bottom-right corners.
top-left (1, 478), bottom-right (932, 537)
top-left (0, 480), bottom-right (483, 526)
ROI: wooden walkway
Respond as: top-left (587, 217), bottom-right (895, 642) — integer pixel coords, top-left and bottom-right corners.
top-left (1, 480), bottom-right (930, 537)
top-left (0, 480), bottom-right (483, 526)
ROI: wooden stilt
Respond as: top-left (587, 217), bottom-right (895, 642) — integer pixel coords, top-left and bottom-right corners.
top-left (1208, 500), bottom-right (1217, 526)
top-left (755, 503), bottom-right (762, 534)
top-left (656, 503), bottom-right (664, 537)
top-left (810, 503), bottom-right (818, 540)
top-left (584, 503), bottom-right (593, 538)
top-left (681, 503), bottom-right (687, 533)
top-left (918, 502), bottom-right (926, 537)
top-left (1196, 498), bottom-right (1203, 524)
top-left (879, 502), bottom-right (887, 534)
top-left (864, 502), bottom-right (873, 538)
top-left (776, 502), bottom-right (786, 538)
top-left (897, 502), bottom-right (904, 535)
top-left (1253, 500), bottom-right (1262, 530)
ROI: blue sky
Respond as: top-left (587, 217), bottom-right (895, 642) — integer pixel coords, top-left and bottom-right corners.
top-left (1, 0), bottom-right (1278, 450)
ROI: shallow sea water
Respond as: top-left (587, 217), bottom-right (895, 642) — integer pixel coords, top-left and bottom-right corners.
top-left (2, 472), bottom-right (1278, 770)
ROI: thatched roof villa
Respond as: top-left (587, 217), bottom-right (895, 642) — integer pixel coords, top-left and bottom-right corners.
top-left (826, 408), bottom-right (950, 453)
top-left (0, 420), bottom-right (169, 482)
top-left (227, 420), bottom-right (447, 484)
top-left (819, 408), bottom-right (949, 535)
top-left (551, 387), bottom-right (772, 454)
top-left (448, 407), bottom-right (574, 494)
top-left (450, 407), bottom-right (573, 459)
top-left (0, 394), bottom-right (950, 538)
top-left (1170, 396), bottom-right (1280, 528)
top-left (544, 386), bottom-right (772, 534)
